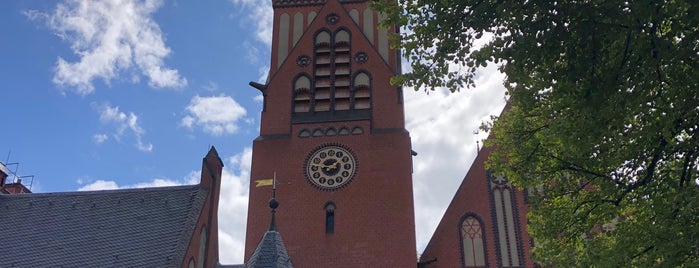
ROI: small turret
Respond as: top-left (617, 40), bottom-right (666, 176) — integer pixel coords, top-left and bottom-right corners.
top-left (244, 181), bottom-right (293, 268)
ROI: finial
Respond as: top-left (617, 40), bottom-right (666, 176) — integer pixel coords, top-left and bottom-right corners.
top-left (473, 130), bottom-right (481, 153)
top-left (269, 197), bottom-right (279, 210)
top-left (268, 197), bottom-right (278, 231)
top-left (268, 172), bottom-right (279, 231)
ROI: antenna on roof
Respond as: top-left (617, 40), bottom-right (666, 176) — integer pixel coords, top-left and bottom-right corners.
top-left (1, 155), bottom-right (36, 193)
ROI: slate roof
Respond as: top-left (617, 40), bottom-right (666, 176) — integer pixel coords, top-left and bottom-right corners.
top-left (0, 185), bottom-right (207, 268)
top-left (244, 230), bottom-right (293, 268)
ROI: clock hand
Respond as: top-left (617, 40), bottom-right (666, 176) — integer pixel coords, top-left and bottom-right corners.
top-left (324, 162), bottom-right (341, 172)
top-left (312, 163), bottom-right (333, 170)
top-left (312, 161), bottom-right (339, 171)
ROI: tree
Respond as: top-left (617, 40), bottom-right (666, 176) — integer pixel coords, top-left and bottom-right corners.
top-left (373, 0), bottom-right (699, 266)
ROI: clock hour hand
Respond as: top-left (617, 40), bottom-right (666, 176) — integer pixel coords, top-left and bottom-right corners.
top-left (312, 161), bottom-right (339, 171)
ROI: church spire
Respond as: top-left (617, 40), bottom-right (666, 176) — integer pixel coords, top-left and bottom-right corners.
top-left (244, 174), bottom-right (293, 268)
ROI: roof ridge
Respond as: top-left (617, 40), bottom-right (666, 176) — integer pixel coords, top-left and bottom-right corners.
top-left (0, 184), bottom-right (200, 198)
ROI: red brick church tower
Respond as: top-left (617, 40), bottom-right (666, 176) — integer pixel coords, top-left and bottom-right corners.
top-left (244, 0), bottom-right (416, 267)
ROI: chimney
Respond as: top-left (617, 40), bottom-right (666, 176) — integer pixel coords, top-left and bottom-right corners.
top-left (0, 162), bottom-right (8, 189)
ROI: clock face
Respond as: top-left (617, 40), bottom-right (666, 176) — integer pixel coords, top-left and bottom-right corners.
top-left (306, 145), bottom-right (357, 190)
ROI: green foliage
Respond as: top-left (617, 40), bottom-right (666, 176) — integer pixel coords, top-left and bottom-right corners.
top-left (374, 0), bottom-right (699, 266)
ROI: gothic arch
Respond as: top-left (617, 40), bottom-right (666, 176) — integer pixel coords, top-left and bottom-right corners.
top-left (487, 170), bottom-right (524, 268)
top-left (459, 213), bottom-right (488, 268)
top-left (352, 70), bottom-right (371, 110)
top-left (293, 73), bottom-right (312, 112)
top-left (197, 225), bottom-right (207, 268)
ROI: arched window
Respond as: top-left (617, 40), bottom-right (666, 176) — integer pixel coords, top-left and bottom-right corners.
top-left (292, 28), bottom-right (372, 122)
top-left (324, 202), bottom-right (336, 234)
top-left (489, 172), bottom-right (522, 267)
top-left (188, 258), bottom-right (195, 268)
top-left (315, 31), bottom-right (331, 45)
top-left (461, 215), bottom-right (486, 267)
top-left (277, 13), bottom-right (290, 68)
top-left (293, 74), bottom-right (312, 112)
top-left (298, 28), bottom-right (356, 114)
top-left (313, 30), bottom-right (333, 112)
top-left (197, 226), bottom-right (207, 268)
top-left (335, 30), bottom-right (350, 45)
top-left (352, 72), bottom-right (371, 110)
top-left (333, 29), bottom-right (352, 111)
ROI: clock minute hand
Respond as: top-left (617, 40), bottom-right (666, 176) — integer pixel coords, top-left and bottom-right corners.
top-left (324, 161), bottom-right (340, 171)
top-left (312, 163), bottom-right (331, 169)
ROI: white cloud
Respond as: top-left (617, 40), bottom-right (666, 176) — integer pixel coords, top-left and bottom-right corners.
top-left (25, 0), bottom-right (187, 95)
top-left (406, 64), bottom-right (507, 251)
top-left (228, 0), bottom-right (273, 46)
top-left (202, 81), bottom-right (219, 92)
top-left (217, 147), bottom-right (252, 264)
top-left (92, 133), bottom-right (108, 144)
top-left (131, 178), bottom-right (183, 188)
top-left (77, 180), bottom-right (119, 191)
top-left (257, 66), bottom-right (269, 84)
top-left (77, 178), bottom-right (184, 191)
top-left (181, 95), bottom-right (247, 136)
top-left (96, 104), bottom-right (153, 152)
top-left (228, 0), bottom-right (272, 85)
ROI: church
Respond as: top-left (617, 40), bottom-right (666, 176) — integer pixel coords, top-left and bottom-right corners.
top-left (0, 1), bottom-right (534, 267)
top-left (242, 0), bottom-right (533, 266)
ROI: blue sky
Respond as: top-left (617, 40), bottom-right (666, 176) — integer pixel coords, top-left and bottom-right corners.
top-left (0, 0), bottom-right (506, 264)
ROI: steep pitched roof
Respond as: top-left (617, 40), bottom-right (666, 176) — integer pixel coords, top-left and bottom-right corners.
top-left (244, 196), bottom-right (292, 268)
top-left (0, 185), bottom-right (207, 267)
top-left (244, 229), bottom-right (293, 268)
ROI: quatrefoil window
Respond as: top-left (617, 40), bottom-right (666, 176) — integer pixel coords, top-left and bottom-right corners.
top-left (355, 52), bottom-right (368, 64)
top-left (297, 55), bottom-right (310, 67)
top-left (326, 14), bottom-right (339, 25)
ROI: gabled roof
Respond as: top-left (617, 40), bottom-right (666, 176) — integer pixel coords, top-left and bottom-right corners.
top-left (244, 229), bottom-right (293, 268)
top-left (0, 185), bottom-right (207, 267)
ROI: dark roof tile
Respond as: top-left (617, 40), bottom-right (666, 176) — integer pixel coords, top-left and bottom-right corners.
top-left (244, 230), bottom-right (293, 268)
top-left (0, 185), bottom-right (207, 267)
